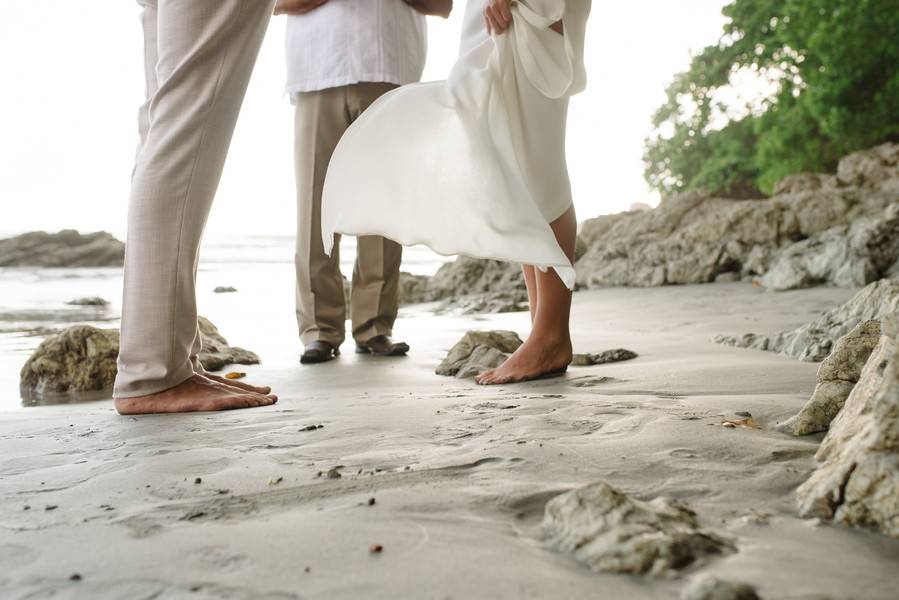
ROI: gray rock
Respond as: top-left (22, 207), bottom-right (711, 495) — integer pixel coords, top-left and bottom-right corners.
top-left (213, 286), bottom-right (237, 294)
top-left (65, 297), bottom-right (109, 306)
top-left (680, 575), bottom-right (760, 600)
top-left (435, 330), bottom-right (523, 378)
top-left (574, 143), bottom-right (899, 290)
top-left (779, 320), bottom-right (881, 435)
top-left (542, 482), bottom-right (734, 576)
top-left (196, 317), bottom-right (260, 372)
top-left (0, 230), bottom-right (125, 267)
top-left (571, 348), bottom-right (638, 366)
top-left (19, 317), bottom-right (258, 395)
top-left (438, 290), bottom-right (529, 315)
top-left (715, 279), bottom-right (899, 362)
top-left (796, 311), bottom-right (899, 538)
top-left (398, 272), bottom-right (432, 305)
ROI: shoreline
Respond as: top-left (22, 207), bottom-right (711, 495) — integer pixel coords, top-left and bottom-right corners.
top-left (3, 283), bottom-right (899, 598)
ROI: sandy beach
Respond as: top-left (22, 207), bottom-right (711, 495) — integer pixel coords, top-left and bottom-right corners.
top-left (3, 282), bottom-right (899, 599)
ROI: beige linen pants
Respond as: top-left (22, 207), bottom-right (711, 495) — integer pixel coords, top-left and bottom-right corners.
top-left (294, 83), bottom-right (403, 347)
top-left (114, 0), bottom-right (274, 398)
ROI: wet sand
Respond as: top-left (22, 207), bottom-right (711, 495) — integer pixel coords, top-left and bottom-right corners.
top-left (2, 283), bottom-right (899, 599)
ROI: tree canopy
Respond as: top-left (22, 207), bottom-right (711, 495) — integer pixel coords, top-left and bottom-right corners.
top-left (644, 0), bottom-right (899, 198)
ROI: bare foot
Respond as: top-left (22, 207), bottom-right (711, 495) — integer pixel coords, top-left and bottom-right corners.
top-left (203, 373), bottom-right (275, 398)
top-left (115, 374), bottom-right (277, 415)
top-left (475, 335), bottom-right (572, 385)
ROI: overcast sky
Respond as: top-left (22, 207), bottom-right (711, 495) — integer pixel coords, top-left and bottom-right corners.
top-left (0, 1), bottom-right (728, 237)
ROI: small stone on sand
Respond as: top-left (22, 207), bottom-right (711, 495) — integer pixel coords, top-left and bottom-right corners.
top-left (194, 477), bottom-right (202, 484)
top-left (268, 476), bottom-right (284, 485)
top-left (326, 468), bottom-right (342, 479)
top-left (370, 544), bottom-right (383, 554)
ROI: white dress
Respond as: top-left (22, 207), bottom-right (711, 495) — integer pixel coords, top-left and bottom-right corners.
top-left (321, 0), bottom-right (590, 289)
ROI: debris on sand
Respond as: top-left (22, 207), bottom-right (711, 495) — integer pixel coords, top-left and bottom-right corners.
top-left (570, 349), bottom-right (638, 366)
top-left (543, 482), bottom-right (734, 576)
top-left (224, 372), bottom-right (246, 380)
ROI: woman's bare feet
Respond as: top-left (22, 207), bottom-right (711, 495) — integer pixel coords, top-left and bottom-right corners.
top-left (203, 373), bottom-right (275, 398)
top-left (114, 374), bottom-right (277, 415)
top-left (475, 335), bottom-right (572, 385)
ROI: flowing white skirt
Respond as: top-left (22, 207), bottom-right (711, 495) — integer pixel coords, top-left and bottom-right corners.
top-left (321, 0), bottom-right (590, 289)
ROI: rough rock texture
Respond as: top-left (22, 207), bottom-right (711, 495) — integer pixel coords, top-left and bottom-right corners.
top-left (195, 317), bottom-right (260, 372)
top-left (680, 575), bottom-right (760, 600)
top-left (398, 257), bottom-right (528, 314)
top-left (20, 317), bottom-right (258, 395)
top-left (796, 311), bottom-right (899, 538)
top-left (571, 348), bottom-right (638, 366)
top-left (19, 326), bottom-right (120, 394)
top-left (715, 279), bottom-right (899, 362)
top-left (576, 143), bottom-right (899, 290)
top-left (398, 272), bottom-right (432, 305)
top-left (65, 297), bottom-right (109, 306)
top-left (542, 482), bottom-right (734, 576)
top-left (435, 330), bottom-right (523, 378)
top-left (779, 320), bottom-right (881, 435)
top-left (0, 230), bottom-right (125, 267)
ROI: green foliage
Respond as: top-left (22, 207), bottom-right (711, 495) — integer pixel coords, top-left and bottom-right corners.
top-left (644, 0), bottom-right (899, 197)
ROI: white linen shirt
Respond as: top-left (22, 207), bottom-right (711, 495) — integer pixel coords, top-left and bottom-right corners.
top-left (285, 0), bottom-right (428, 96)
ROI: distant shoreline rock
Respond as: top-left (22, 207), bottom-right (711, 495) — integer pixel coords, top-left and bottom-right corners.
top-left (576, 143), bottom-right (899, 291)
top-left (0, 230), bottom-right (125, 268)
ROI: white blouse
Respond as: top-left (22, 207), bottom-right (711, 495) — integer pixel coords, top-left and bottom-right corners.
top-left (284, 0), bottom-right (428, 96)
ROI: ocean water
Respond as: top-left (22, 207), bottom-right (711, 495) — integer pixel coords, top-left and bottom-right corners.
top-left (0, 234), bottom-right (452, 411)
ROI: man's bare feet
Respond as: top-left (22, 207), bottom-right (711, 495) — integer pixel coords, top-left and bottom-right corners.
top-left (475, 335), bottom-right (572, 385)
top-left (203, 372), bottom-right (275, 398)
top-left (114, 374), bottom-right (277, 415)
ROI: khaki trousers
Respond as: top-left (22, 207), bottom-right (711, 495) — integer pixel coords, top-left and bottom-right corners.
top-left (114, 0), bottom-right (274, 398)
top-left (294, 83), bottom-right (403, 347)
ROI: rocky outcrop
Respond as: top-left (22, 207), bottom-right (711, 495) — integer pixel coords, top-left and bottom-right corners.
top-left (195, 317), bottom-right (260, 372)
top-left (20, 326), bottom-right (120, 394)
top-left (65, 297), bottom-right (109, 306)
top-left (576, 143), bottom-right (899, 290)
top-left (0, 230), bottom-right (125, 267)
top-left (571, 348), bottom-right (638, 366)
top-left (435, 330), bottom-right (523, 378)
top-left (20, 317), bottom-right (258, 395)
top-left (715, 279), bottom-right (899, 362)
top-left (397, 257), bottom-right (527, 314)
top-left (779, 320), bottom-right (881, 435)
top-left (796, 311), bottom-right (899, 538)
top-left (542, 482), bottom-right (734, 576)
top-left (680, 575), bottom-right (760, 600)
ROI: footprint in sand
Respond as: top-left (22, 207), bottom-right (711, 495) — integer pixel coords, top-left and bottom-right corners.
top-left (189, 546), bottom-right (252, 570)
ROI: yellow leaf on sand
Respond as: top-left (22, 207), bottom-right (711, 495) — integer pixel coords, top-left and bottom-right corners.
top-left (224, 372), bottom-right (246, 380)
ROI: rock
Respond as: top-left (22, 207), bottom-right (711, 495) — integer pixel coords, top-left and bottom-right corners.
top-left (196, 317), bottom-right (260, 372)
top-left (435, 330), bottom-right (523, 378)
top-left (542, 482), bottom-right (734, 576)
top-left (570, 348), bottom-right (638, 366)
top-left (20, 317), bottom-right (258, 394)
top-left (574, 143), bottom-right (899, 290)
top-left (439, 290), bottom-right (529, 315)
top-left (680, 575), bottom-right (760, 600)
top-left (398, 272), bottom-right (432, 305)
top-left (796, 311), bottom-right (899, 538)
top-left (19, 325), bottom-right (119, 394)
top-left (715, 279), bottom-right (899, 362)
top-left (779, 320), bottom-right (881, 435)
top-left (0, 230), bottom-right (125, 267)
top-left (213, 286), bottom-right (237, 294)
top-left (426, 257), bottom-right (527, 313)
top-left (65, 297), bottom-right (109, 306)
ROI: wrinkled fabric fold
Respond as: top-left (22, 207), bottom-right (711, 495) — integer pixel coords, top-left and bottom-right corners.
top-left (321, 0), bottom-right (590, 290)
